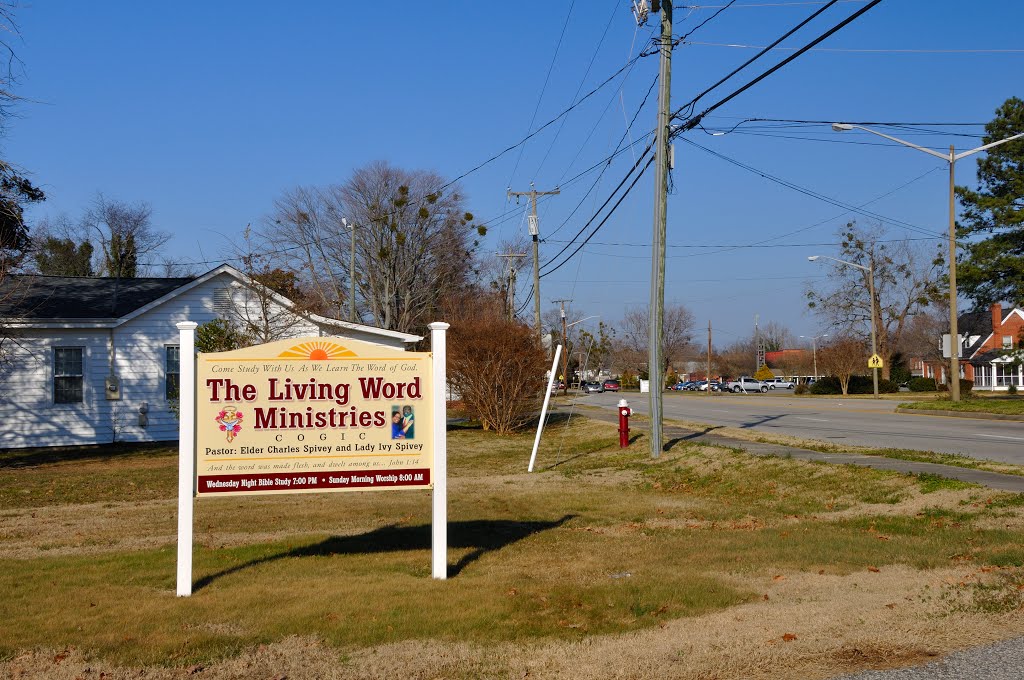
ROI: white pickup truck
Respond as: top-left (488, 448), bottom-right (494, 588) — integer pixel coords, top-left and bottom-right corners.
top-left (724, 376), bottom-right (768, 393)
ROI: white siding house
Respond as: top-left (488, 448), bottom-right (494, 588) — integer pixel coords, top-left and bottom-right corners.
top-left (0, 264), bottom-right (421, 449)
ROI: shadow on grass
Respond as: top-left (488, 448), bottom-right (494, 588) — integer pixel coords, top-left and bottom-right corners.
top-left (193, 514), bottom-right (577, 591)
top-left (0, 441), bottom-right (175, 469)
top-left (662, 426), bottom-right (724, 452)
top-left (446, 412), bottom-right (574, 433)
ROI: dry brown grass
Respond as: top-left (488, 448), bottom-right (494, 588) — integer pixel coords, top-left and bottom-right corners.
top-left (3, 418), bottom-right (1024, 679)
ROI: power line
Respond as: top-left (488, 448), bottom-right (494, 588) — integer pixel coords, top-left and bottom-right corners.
top-left (671, 0), bottom-right (883, 129)
top-left (679, 136), bottom-right (944, 238)
top-left (672, 0), bottom-right (737, 47)
top-left (505, 0), bottom-right (577, 204)
top-left (682, 40), bottom-right (1024, 54)
top-left (677, 1), bottom-right (865, 7)
top-left (533, 0), bottom-right (619, 180)
top-left (540, 143), bottom-right (656, 272)
top-left (675, 0), bottom-right (839, 121)
top-left (540, 152), bottom-right (656, 278)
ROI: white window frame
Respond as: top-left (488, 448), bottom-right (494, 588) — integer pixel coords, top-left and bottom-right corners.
top-left (166, 345), bottom-right (180, 400)
top-left (1003, 335), bottom-right (1014, 350)
top-left (53, 346), bottom-right (85, 404)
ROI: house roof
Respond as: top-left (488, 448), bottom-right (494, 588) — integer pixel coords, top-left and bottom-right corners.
top-left (960, 305), bottom-right (1015, 358)
top-left (0, 275), bottom-right (194, 319)
top-left (0, 264), bottom-right (423, 343)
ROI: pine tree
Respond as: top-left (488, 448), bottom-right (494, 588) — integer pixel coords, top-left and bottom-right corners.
top-left (955, 97), bottom-right (1024, 305)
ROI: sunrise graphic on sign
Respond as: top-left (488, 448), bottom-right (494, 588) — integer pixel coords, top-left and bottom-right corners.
top-left (277, 340), bottom-right (357, 360)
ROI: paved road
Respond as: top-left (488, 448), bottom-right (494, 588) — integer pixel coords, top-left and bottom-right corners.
top-left (577, 391), bottom-right (1024, 465)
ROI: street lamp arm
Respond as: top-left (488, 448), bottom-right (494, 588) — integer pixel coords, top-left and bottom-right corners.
top-left (809, 254), bottom-right (869, 273)
top-left (953, 132), bottom-right (1024, 161)
top-left (834, 123), bottom-right (951, 161)
top-left (566, 315), bottom-right (599, 329)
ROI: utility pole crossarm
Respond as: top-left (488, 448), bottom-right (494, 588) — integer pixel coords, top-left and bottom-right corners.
top-left (508, 186), bottom-right (560, 338)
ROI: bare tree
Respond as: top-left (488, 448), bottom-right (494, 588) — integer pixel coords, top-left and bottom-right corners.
top-left (82, 195), bottom-right (170, 278)
top-left (714, 337), bottom-right (755, 378)
top-left (262, 185), bottom-right (349, 318)
top-left (613, 304), bottom-right (695, 375)
top-left (759, 320), bottom-right (794, 352)
top-left (228, 227), bottom-right (316, 344)
top-left (818, 337), bottom-right (867, 395)
top-left (807, 222), bottom-right (944, 379)
top-left (339, 162), bottom-right (482, 333)
top-left (261, 163), bottom-right (484, 333)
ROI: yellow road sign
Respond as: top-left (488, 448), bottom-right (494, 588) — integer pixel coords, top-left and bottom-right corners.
top-left (867, 354), bottom-right (884, 369)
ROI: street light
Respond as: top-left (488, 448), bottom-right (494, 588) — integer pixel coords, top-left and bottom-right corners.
top-left (832, 123), bottom-right (1024, 401)
top-left (808, 254), bottom-right (879, 397)
top-left (799, 334), bottom-right (828, 381)
top-left (561, 315), bottom-right (599, 395)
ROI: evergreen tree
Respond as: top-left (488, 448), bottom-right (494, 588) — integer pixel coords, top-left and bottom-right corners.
top-left (33, 237), bottom-right (94, 276)
top-left (955, 97), bottom-right (1024, 305)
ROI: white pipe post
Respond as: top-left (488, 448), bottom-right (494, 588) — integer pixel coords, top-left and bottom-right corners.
top-left (529, 344), bottom-right (563, 472)
top-left (429, 322), bottom-right (450, 580)
top-left (175, 321), bottom-right (198, 597)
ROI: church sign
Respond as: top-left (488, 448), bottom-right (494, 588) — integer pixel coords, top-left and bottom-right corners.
top-left (195, 337), bottom-right (434, 496)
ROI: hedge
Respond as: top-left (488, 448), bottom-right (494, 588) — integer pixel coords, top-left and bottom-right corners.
top-left (810, 375), bottom-right (899, 395)
top-left (908, 377), bottom-right (937, 392)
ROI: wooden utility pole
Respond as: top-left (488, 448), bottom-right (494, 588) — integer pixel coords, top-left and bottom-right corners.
top-left (508, 185), bottom-right (560, 337)
top-left (707, 320), bottom-right (712, 397)
top-left (647, 0), bottom-right (672, 459)
top-left (496, 252), bottom-right (526, 320)
top-left (553, 298), bottom-right (573, 396)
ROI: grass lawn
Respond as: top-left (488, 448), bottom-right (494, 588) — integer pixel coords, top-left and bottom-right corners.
top-left (3, 418), bottom-right (1024, 679)
top-left (899, 397), bottom-right (1024, 416)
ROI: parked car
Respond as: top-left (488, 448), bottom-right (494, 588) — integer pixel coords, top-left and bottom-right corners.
top-left (580, 381), bottom-right (604, 394)
top-left (724, 376), bottom-right (768, 393)
top-left (764, 377), bottom-right (796, 390)
top-left (699, 381), bottom-right (721, 391)
top-left (602, 379), bottom-right (621, 392)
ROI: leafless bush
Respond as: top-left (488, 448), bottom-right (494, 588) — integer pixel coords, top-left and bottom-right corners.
top-left (446, 292), bottom-right (546, 434)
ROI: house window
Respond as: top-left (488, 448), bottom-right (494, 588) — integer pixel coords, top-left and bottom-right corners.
top-left (995, 363), bottom-right (1016, 387)
top-left (1003, 336), bottom-right (1014, 349)
top-left (54, 347), bottom-right (84, 404)
top-left (975, 365), bottom-right (990, 387)
top-left (166, 346), bottom-right (180, 400)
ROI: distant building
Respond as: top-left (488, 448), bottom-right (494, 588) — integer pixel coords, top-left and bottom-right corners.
top-left (922, 303), bottom-right (1024, 390)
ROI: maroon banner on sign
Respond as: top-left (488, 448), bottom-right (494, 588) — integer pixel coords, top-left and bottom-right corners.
top-left (197, 468), bottom-right (431, 495)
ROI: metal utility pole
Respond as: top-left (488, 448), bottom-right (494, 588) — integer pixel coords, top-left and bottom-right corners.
top-left (508, 185), bottom-right (560, 337)
top-left (647, 0), bottom-right (672, 460)
top-left (496, 252), bottom-right (526, 320)
top-left (553, 299), bottom-right (573, 396)
top-left (343, 218), bottom-right (357, 323)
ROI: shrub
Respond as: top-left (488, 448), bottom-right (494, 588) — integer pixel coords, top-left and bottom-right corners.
top-left (447, 301), bottom-right (547, 435)
top-left (960, 379), bottom-right (974, 396)
top-left (810, 377), bottom-right (841, 394)
top-left (908, 377), bottom-right (938, 392)
top-left (1009, 384), bottom-right (1018, 395)
top-left (754, 364), bottom-right (775, 381)
top-left (794, 384), bottom-right (809, 395)
top-left (809, 375), bottom-right (898, 395)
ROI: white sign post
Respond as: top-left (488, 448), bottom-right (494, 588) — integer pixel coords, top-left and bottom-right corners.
top-left (176, 321), bottom-right (197, 597)
top-left (429, 322), bottom-right (449, 579)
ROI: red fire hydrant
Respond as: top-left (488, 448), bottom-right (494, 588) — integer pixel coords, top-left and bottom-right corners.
top-left (617, 399), bottom-right (632, 448)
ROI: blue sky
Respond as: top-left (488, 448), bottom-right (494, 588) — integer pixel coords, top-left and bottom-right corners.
top-left (4, 1), bottom-right (1022, 345)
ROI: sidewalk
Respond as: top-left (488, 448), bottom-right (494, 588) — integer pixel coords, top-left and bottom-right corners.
top-left (574, 405), bottom-right (1024, 493)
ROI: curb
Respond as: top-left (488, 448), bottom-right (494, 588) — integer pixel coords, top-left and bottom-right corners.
top-left (895, 407), bottom-right (1024, 422)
